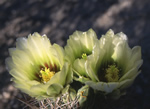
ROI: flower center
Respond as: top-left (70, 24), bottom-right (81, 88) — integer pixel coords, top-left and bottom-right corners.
top-left (98, 63), bottom-right (121, 82)
top-left (105, 65), bottom-right (119, 82)
top-left (82, 53), bottom-right (87, 59)
top-left (39, 67), bottom-right (55, 83)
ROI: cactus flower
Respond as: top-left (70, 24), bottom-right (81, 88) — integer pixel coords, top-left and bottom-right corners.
top-left (64, 29), bottom-right (99, 79)
top-left (5, 33), bottom-right (73, 100)
top-left (73, 29), bottom-right (143, 99)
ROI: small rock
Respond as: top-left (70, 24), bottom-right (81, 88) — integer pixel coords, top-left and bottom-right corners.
top-left (3, 92), bottom-right (10, 99)
top-left (8, 85), bottom-right (15, 91)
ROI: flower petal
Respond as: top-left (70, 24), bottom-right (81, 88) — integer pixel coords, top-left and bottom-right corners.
top-left (85, 81), bottom-right (119, 93)
top-left (47, 83), bottom-right (63, 97)
top-left (73, 59), bottom-right (88, 76)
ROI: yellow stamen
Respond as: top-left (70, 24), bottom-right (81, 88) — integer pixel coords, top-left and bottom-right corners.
top-left (105, 65), bottom-right (119, 82)
top-left (80, 91), bottom-right (87, 98)
top-left (82, 53), bottom-right (87, 59)
top-left (40, 67), bottom-right (55, 83)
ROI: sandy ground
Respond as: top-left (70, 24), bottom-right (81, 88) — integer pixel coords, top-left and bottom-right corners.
top-left (0, 0), bottom-right (150, 108)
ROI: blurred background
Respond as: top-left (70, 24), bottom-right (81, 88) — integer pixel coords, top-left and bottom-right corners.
top-left (0, 0), bottom-right (150, 108)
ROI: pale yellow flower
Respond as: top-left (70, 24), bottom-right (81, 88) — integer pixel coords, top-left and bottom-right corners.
top-left (74, 29), bottom-right (143, 99)
top-left (5, 33), bottom-right (73, 100)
